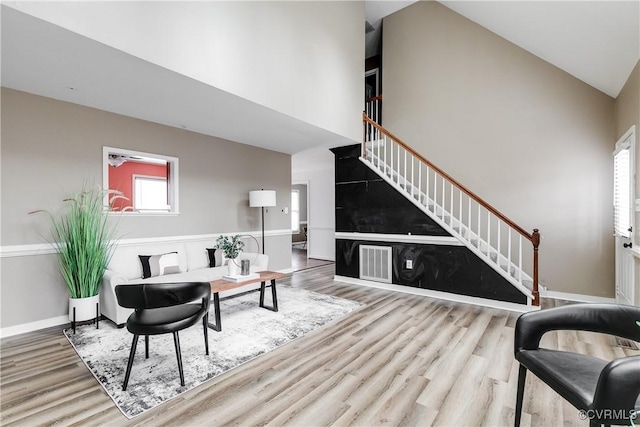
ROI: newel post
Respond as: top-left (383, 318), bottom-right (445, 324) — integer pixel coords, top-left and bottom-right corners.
top-left (532, 229), bottom-right (540, 306)
top-left (362, 111), bottom-right (367, 160)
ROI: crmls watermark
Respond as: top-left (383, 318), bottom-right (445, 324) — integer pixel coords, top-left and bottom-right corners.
top-left (578, 409), bottom-right (637, 426)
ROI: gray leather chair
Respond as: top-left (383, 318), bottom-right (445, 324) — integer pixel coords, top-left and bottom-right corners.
top-left (514, 303), bottom-right (640, 427)
top-left (115, 281), bottom-right (211, 391)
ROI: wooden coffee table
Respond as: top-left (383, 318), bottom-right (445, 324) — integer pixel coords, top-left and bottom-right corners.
top-left (208, 270), bottom-right (285, 331)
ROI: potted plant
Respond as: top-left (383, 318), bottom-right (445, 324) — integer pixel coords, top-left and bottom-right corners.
top-left (215, 234), bottom-right (245, 275)
top-left (30, 183), bottom-right (125, 324)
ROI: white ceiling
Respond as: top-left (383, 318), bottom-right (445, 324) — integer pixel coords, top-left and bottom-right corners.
top-left (439, 1), bottom-right (640, 98)
top-left (0, 5), bottom-right (354, 156)
top-left (2, 2), bottom-right (639, 159)
top-left (365, 1), bottom-right (639, 98)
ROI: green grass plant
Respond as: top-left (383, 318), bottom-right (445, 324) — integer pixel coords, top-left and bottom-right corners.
top-left (31, 183), bottom-right (125, 298)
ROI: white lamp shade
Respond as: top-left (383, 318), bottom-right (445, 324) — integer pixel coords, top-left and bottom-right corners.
top-left (249, 190), bottom-right (276, 207)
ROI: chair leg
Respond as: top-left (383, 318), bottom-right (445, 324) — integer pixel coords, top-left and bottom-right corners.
top-left (173, 331), bottom-right (185, 387)
top-left (122, 334), bottom-right (139, 391)
top-left (514, 364), bottom-right (527, 427)
top-left (203, 314), bottom-right (209, 356)
top-left (145, 335), bottom-right (149, 359)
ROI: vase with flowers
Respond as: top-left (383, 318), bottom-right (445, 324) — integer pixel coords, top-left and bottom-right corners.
top-left (215, 234), bottom-right (245, 275)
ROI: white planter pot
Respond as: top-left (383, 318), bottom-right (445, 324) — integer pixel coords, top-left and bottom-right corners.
top-left (69, 295), bottom-right (99, 322)
top-left (228, 258), bottom-right (240, 276)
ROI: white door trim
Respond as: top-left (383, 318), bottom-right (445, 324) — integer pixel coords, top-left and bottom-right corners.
top-left (613, 125), bottom-right (636, 306)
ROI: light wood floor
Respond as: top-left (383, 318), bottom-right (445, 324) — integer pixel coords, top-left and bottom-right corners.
top-left (1, 264), bottom-right (637, 426)
top-left (291, 247), bottom-right (333, 271)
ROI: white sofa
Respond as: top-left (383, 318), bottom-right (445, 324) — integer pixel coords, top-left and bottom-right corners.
top-left (100, 240), bottom-right (268, 326)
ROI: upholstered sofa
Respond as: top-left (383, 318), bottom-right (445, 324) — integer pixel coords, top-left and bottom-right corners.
top-left (100, 239), bottom-right (268, 326)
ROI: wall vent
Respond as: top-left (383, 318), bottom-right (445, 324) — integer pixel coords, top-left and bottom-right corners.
top-left (359, 245), bottom-right (392, 283)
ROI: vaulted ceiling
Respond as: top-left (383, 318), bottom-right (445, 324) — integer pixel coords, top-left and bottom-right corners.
top-left (2, 2), bottom-right (639, 156)
top-left (438, 1), bottom-right (639, 98)
top-left (365, 1), bottom-right (639, 98)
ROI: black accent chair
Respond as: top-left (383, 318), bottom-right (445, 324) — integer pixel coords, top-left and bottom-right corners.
top-left (514, 303), bottom-right (640, 427)
top-left (115, 281), bottom-right (211, 391)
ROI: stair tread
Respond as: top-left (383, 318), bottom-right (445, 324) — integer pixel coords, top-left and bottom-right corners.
top-left (361, 152), bottom-right (535, 298)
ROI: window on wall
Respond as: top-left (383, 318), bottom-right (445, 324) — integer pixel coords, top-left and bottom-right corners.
top-left (103, 146), bottom-right (179, 215)
top-left (291, 189), bottom-right (300, 233)
top-left (134, 176), bottom-right (169, 211)
top-left (613, 144), bottom-right (632, 238)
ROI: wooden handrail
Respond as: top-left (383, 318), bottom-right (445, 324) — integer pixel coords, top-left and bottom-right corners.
top-left (363, 113), bottom-right (534, 242)
top-left (366, 95), bottom-right (383, 103)
top-left (362, 111), bottom-right (540, 305)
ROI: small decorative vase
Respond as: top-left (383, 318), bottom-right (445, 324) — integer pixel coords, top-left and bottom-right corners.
top-left (68, 294), bottom-right (99, 322)
top-left (228, 258), bottom-right (240, 275)
top-left (241, 259), bottom-right (250, 275)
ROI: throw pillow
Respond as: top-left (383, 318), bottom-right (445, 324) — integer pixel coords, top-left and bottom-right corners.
top-left (139, 252), bottom-right (182, 279)
top-left (206, 248), bottom-right (225, 268)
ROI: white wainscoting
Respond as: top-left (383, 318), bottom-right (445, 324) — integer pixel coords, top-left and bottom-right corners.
top-left (0, 229), bottom-right (292, 258)
top-left (0, 229), bottom-right (292, 338)
top-left (335, 232), bottom-right (463, 246)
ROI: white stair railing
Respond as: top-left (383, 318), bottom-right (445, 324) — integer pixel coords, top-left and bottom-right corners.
top-left (362, 113), bottom-right (540, 306)
top-left (365, 96), bottom-right (382, 127)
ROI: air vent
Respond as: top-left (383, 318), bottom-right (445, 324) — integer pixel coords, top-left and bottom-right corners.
top-left (360, 245), bottom-right (392, 283)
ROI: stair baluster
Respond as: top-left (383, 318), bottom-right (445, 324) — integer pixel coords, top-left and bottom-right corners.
top-left (362, 112), bottom-right (540, 306)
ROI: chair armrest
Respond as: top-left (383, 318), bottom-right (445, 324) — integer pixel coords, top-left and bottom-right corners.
top-left (255, 253), bottom-right (268, 270)
top-left (240, 253), bottom-right (268, 271)
top-left (515, 304), bottom-right (640, 353)
top-left (100, 269), bottom-right (132, 325)
top-left (592, 355), bottom-right (640, 422)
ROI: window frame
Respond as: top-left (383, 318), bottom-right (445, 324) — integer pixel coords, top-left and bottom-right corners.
top-left (103, 146), bottom-right (179, 215)
top-left (132, 174), bottom-right (170, 212)
top-left (291, 189), bottom-right (300, 233)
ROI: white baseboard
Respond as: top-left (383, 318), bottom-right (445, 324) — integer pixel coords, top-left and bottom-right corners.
top-left (334, 275), bottom-right (538, 313)
top-left (0, 315), bottom-right (69, 339)
top-left (308, 256), bottom-right (335, 262)
top-left (541, 289), bottom-right (615, 304)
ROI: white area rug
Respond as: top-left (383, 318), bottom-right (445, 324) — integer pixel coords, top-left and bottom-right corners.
top-left (64, 286), bottom-right (363, 418)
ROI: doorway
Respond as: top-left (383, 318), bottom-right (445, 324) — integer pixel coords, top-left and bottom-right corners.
top-left (290, 182), bottom-right (333, 271)
top-left (613, 126), bottom-right (636, 306)
top-left (291, 182), bottom-right (309, 268)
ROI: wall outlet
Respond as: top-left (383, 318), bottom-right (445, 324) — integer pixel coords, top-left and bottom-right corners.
top-left (283, 207), bottom-right (289, 214)
top-left (406, 259), bottom-right (413, 269)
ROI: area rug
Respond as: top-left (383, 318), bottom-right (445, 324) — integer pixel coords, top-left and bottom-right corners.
top-left (64, 286), bottom-right (363, 419)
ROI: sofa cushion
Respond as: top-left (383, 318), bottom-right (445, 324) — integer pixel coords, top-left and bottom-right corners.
top-left (108, 242), bottom-right (188, 279)
top-left (128, 266), bottom-right (228, 284)
top-left (206, 248), bottom-right (225, 267)
top-left (184, 240), bottom-right (218, 271)
top-left (139, 252), bottom-right (182, 279)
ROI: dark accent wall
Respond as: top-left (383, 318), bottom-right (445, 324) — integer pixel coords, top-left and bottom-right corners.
top-left (332, 144), bottom-right (527, 305)
top-left (333, 144), bottom-right (449, 236)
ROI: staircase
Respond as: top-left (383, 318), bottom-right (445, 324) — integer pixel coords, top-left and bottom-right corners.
top-left (361, 112), bottom-right (540, 306)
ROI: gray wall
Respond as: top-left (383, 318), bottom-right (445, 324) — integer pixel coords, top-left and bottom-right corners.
top-left (1, 88), bottom-right (292, 328)
top-left (383, 2), bottom-right (616, 298)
